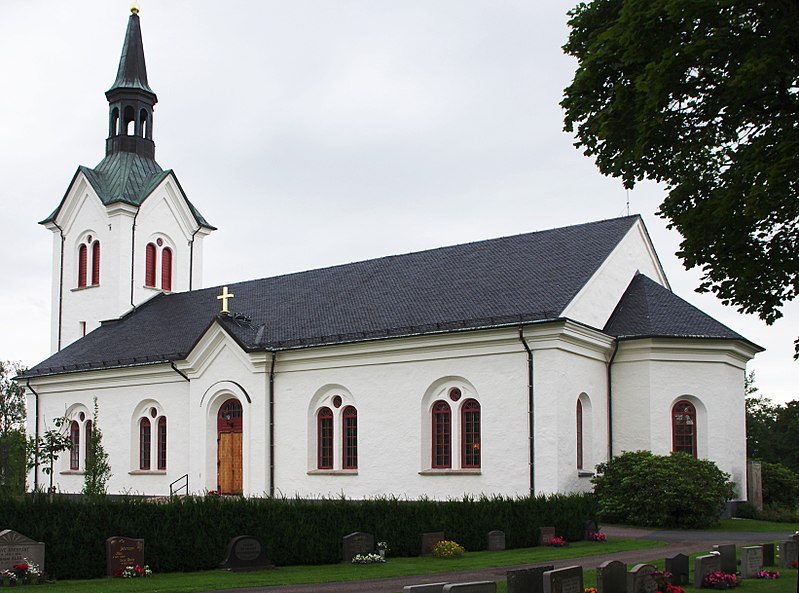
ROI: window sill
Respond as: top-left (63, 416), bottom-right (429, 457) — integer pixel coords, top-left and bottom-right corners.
top-left (577, 470), bottom-right (595, 478)
top-left (307, 469), bottom-right (358, 475)
top-left (70, 284), bottom-right (100, 292)
top-left (419, 469), bottom-right (481, 476)
top-left (59, 470), bottom-right (85, 475)
top-left (128, 470), bottom-right (167, 476)
top-left (142, 285), bottom-right (171, 293)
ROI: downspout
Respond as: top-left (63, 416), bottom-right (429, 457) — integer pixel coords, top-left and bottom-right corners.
top-left (519, 327), bottom-right (535, 496)
top-left (129, 208), bottom-right (142, 311)
top-left (26, 380), bottom-right (40, 491)
top-left (268, 352), bottom-right (277, 498)
top-left (606, 339), bottom-right (619, 459)
top-left (170, 361), bottom-right (190, 382)
top-left (188, 226), bottom-right (201, 291)
top-left (52, 221), bottom-right (66, 351)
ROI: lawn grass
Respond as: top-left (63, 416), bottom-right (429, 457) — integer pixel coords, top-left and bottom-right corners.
top-left (712, 517), bottom-right (799, 533)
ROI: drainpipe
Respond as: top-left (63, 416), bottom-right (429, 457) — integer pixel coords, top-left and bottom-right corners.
top-left (170, 362), bottom-right (189, 382)
top-left (268, 352), bottom-right (277, 498)
top-left (606, 339), bottom-right (619, 460)
top-left (52, 221), bottom-right (66, 351)
top-left (188, 226), bottom-right (201, 290)
top-left (26, 380), bottom-right (40, 491)
top-left (129, 209), bottom-right (141, 311)
top-left (519, 327), bottom-right (535, 496)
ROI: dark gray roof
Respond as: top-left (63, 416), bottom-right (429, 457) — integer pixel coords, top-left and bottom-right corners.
top-left (604, 273), bottom-right (759, 347)
top-left (25, 216), bottom-right (748, 379)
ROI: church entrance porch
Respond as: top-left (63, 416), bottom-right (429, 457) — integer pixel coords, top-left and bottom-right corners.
top-left (217, 399), bottom-right (243, 494)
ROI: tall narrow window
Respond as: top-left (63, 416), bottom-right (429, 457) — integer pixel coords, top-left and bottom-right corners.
top-left (317, 407), bottom-right (334, 469)
top-left (461, 399), bottom-right (481, 468)
top-left (77, 244), bottom-right (88, 288)
top-left (342, 406), bottom-right (358, 469)
top-left (432, 400), bottom-right (451, 469)
top-left (672, 400), bottom-right (697, 457)
top-left (576, 400), bottom-right (583, 470)
top-left (84, 420), bottom-right (93, 467)
top-left (157, 417), bottom-right (167, 470)
top-left (69, 421), bottom-right (80, 470)
top-left (161, 248), bottom-right (173, 291)
top-left (145, 243), bottom-right (157, 287)
top-left (91, 241), bottom-right (101, 285)
top-left (139, 417), bottom-right (151, 470)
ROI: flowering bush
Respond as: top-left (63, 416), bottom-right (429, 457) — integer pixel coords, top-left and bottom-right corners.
top-left (650, 570), bottom-right (685, 593)
top-left (547, 536), bottom-right (567, 547)
top-left (584, 588), bottom-right (598, 593)
top-left (431, 540), bottom-right (465, 558)
top-left (351, 553), bottom-right (384, 564)
top-left (122, 564), bottom-right (152, 578)
top-left (701, 570), bottom-right (737, 589)
top-left (756, 569), bottom-right (779, 579)
top-left (590, 532), bottom-right (607, 542)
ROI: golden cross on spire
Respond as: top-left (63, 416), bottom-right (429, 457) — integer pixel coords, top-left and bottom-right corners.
top-left (217, 286), bottom-right (234, 314)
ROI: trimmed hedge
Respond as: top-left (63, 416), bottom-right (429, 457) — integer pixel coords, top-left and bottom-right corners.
top-left (0, 492), bottom-right (596, 579)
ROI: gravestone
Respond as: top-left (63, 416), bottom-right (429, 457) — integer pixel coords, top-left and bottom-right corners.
top-left (421, 532), bottom-right (445, 556)
top-left (694, 554), bottom-right (722, 589)
top-left (487, 531), bottom-right (506, 551)
top-left (538, 527), bottom-right (555, 546)
top-left (442, 582), bottom-right (496, 593)
top-left (761, 542), bottom-right (775, 566)
top-left (219, 535), bottom-right (274, 571)
top-left (105, 536), bottom-right (144, 577)
top-left (342, 532), bottom-right (375, 562)
top-left (543, 566), bottom-right (582, 593)
top-left (584, 520), bottom-right (598, 540)
top-left (712, 543), bottom-right (737, 574)
top-left (0, 530), bottom-right (45, 573)
top-left (740, 545), bottom-right (763, 578)
top-left (403, 583), bottom-right (448, 593)
top-left (778, 540), bottom-right (798, 568)
top-left (626, 563), bottom-right (656, 593)
top-left (596, 560), bottom-right (626, 593)
top-left (507, 565), bottom-right (553, 593)
top-left (665, 554), bottom-right (689, 586)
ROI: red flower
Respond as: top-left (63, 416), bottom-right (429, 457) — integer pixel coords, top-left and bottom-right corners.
top-left (13, 564), bottom-right (28, 571)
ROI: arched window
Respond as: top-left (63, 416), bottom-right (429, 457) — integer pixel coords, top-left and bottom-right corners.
top-left (124, 105), bottom-right (135, 135)
top-left (672, 400), bottom-right (697, 457)
top-left (69, 421), bottom-right (80, 470)
top-left (432, 400), bottom-right (451, 469)
top-left (77, 244), bottom-right (88, 288)
top-left (461, 399), bottom-right (481, 468)
top-left (342, 406), bottom-right (358, 469)
top-left (139, 417), bottom-right (151, 470)
top-left (576, 400), bottom-right (583, 469)
top-left (317, 407), bottom-right (334, 469)
top-left (145, 243), bottom-right (157, 287)
top-left (91, 241), bottom-right (101, 285)
top-left (157, 417), bottom-right (167, 470)
top-left (84, 420), bottom-right (93, 467)
top-left (161, 247), bottom-right (173, 291)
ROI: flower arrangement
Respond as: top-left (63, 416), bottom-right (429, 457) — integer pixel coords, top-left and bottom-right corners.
top-left (431, 540), bottom-right (466, 558)
top-left (701, 570), bottom-right (737, 589)
top-left (0, 569), bottom-right (17, 584)
top-left (377, 541), bottom-right (389, 551)
top-left (589, 532), bottom-right (607, 542)
top-left (755, 569), bottom-right (779, 579)
top-left (547, 536), bottom-right (567, 547)
top-left (792, 560), bottom-right (799, 569)
top-left (351, 553), bottom-right (385, 564)
top-left (122, 564), bottom-right (152, 578)
top-left (584, 588), bottom-right (598, 593)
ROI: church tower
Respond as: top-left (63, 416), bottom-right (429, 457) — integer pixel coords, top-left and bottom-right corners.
top-left (41, 6), bottom-right (215, 353)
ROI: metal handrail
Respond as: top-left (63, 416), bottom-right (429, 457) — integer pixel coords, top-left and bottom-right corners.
top-left (169, 473), bottom-right (188, 497)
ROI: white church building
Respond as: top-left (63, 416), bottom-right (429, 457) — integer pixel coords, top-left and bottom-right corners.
top-left (21, 9), bottom-right (761, 500)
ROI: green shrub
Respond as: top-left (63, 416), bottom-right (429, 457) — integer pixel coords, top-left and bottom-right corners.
top-left (734, 502), bottom-right (759, 519)
top-left (761, 461), bottom-right (799, 508)
top-left (592, 450), bottom-right (735, 528)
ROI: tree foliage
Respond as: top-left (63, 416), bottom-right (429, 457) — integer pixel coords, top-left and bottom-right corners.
top-left (0, 361), bottom-right (27, 493)
top-left (27, 417), bottom-right (72, 493)
top-left (82, 398), bottom-right (111, 498)
top-left (562, 0), bottom-right (799, 349)
top-left (760, 461), bottom-right (799, 508)
top-left (592, 450), bottom-right (735, 528)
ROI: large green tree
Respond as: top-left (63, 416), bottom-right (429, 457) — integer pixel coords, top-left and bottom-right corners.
top-left (0, 360), bottom-right (27, 493)
top-left (562, 0), bottom-right (799, 349)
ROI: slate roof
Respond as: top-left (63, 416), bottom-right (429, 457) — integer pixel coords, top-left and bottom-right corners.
top-left (23, 216), bottom-right (752, 379)
top-left (604, 273), bottom-right (759, 347)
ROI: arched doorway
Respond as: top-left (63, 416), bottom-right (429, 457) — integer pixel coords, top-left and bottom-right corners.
top-left (217, 398), bottom-right (243, 494)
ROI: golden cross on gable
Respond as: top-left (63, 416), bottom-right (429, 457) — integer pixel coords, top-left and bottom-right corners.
top-left (217, 286), bottom-right (234, 314)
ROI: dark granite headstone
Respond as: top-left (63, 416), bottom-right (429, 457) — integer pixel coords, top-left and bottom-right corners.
top-left (342, 532), bottom-right (375, 562)
top-left (761, 542), bottom-right (775, 566)
top-left (106, 536), bottom-right (144, 577)
top-left (507, 565), bottom-right (553, 593)
top-left (694, 554), bottom-right (721, 589)
top-left (538, 527), bottom-right (555, 546)
top-left (421, 532), bottom-right (445, 556)
top-left (779, 540), bottom-right (798, 568)
top-left (712, 543), bottom-right (737, 574)
top-left (0, 530), bottom-right (45, 575)
top-left (219, 535), bottom-right (274, 571)
top-left (584, 520), bottom-right (598, 540)
top-left (596, 560), bottom-right (626, 593)
top-left (740, 545), bottom-right (763, 578)
top-left (627, 563), bottom-right (656, 593)
top-left (487, 531), bottom-right (506, 551)
top-left (665, 553), bottom-right (689, 586)
top-left (543, 566), bottom-right (582, 593)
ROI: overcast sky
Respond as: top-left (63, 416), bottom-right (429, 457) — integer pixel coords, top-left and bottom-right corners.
top-left (1, 1), bottom-right (796, 402)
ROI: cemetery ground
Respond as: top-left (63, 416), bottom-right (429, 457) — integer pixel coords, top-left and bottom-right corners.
top-left (24, 519), bottom-right (798, 593)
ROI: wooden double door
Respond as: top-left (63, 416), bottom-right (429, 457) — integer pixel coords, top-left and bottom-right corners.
top-left (217, 399), bottom-right (243, 495)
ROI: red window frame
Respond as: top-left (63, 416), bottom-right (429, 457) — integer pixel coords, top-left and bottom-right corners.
top-left (217, 399), bottom-right (243, 433)
top-left (576, 400), bottom-right (583, 470)
top-left (77, 244), bottom-right (88, 288)
top-left (161, 247), bottom-right (173, 291)
top-left (91, 241), bottom-right (101, 285)
top-left (432, 400), bottom-right (451, 469)
top-left (157, 416), bottom-right (167, 470)
top-left (461, 399), bottom-right (481, 468)
top-left (145, 243), bottom-right (157, 287)
top-left (317, 407), bottom-right (334, 469)
top-left (84, 420), bottom-right (93, 467)
top-left (69, 420), bottom-right (80, 470)
top-left (342, 406), bottom-right (358, 469)
top-left (672, 400), bottom-right (697, 457)
top-left (139, 417), bottom-right (151, 470)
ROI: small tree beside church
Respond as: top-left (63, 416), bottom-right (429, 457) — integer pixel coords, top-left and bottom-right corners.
top-left (27, 417), bottom-right (72, 494)
top-left (82, 397), bottom-right (111, 498)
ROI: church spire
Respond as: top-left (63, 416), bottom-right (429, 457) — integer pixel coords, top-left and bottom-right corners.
top-left (105, 5), bottom-right (158, 159)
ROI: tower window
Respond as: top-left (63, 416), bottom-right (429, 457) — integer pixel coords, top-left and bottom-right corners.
top-left (145, 243), bottom-right (157, 287)
top-left (145, 239), bottom-right (173, 291)
top-left (161, 247), bottom-right (173, 291)
top-left (78, 245), bottom-right (88, 288)
top-left (91, 241), bottom-right (101, 285)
